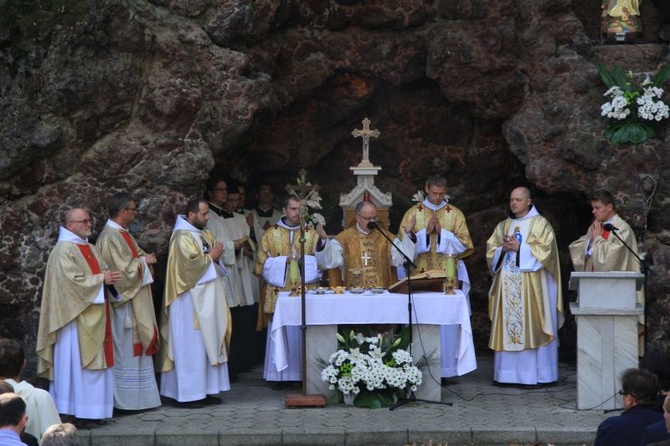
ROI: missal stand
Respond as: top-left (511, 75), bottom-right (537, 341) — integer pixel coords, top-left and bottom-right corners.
top-left (372, 228), bottom-right (452, 410)
top-left (284, 170), bottom-right (326, 408)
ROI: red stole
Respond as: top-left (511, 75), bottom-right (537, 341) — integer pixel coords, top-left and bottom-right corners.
top-left (119, 230), bottom-right (159, 356)
top-left (76, 244), bottom-right (114, 367)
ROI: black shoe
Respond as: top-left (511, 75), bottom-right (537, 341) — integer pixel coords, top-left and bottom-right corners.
top-left (172, 399), bottom-right (205, 409)
top-left (203, 395), bottom-right (223, 405)
top-left (441, 378), bottom-right (458, 387)
top-left (113, 408), bottom-right (143, 416)
top-left (72, 418), bottom-right (107, 429)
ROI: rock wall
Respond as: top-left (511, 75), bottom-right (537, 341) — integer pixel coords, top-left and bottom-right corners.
top-left (1, 0), bottom-right (669, 378)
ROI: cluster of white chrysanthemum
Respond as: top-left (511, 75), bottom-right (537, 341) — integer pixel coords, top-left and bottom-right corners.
top-left (320, 334), bottom-right (422, 397)
top-left (601, 86), bottom-right (631, 120)
top-left (601, 81), bottom-right (670, 122)
top-left (637, 85), bottom-right (670, 121)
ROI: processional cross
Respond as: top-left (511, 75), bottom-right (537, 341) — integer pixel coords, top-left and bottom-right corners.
top-left (352, 118), bottom-right (380, 168)
top-left (283, 168), bottom-right (326, 405)
top-left (285, 168), bottom-right (320, 222)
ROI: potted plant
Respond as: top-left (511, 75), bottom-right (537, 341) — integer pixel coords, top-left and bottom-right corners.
top-left (320, 327), bottom-right (423, 409)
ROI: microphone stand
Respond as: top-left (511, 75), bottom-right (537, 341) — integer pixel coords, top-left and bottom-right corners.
top-left (606, 225), bottom-right (650, 351)
top-left (367, 223), bottom-right (452, 410)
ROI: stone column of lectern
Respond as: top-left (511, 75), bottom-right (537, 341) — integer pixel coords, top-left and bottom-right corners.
top-left (569, 271), bottom-right (644, 410)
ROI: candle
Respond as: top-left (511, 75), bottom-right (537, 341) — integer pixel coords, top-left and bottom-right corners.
top-left (445, 256), bottom-right (456, 279)
top-left (289, 259), bottom-right (300, 283)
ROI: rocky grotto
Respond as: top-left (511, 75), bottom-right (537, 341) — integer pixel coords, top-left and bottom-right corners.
top-left (2, 0), bottom-right (670, 380)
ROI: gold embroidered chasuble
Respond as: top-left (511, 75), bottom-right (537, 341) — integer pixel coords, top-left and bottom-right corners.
top-left (157, 222), bottom-right (232, 372)
top-left (96, 223), bottom-right (159, 356)
top-left (36, 230), bottom-right (111, 380)
top-left (486, 213), bottom-right (564, 352)
top-left (399, 201), bottom-right (474, 273)
top-left (335, 225), bottom-right (396, 288)
top-left (255, 223), bottom-right (320, 314)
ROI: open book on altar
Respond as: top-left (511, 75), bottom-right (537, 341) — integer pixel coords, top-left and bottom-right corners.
top-left (388, 269), bottom-right (446, 294)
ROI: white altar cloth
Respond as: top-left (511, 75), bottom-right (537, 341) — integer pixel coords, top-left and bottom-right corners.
top-left (270, 290), bottom-right (477, 376)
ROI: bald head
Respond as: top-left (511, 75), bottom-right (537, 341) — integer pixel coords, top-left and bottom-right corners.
top-left (509, 187), bottom-right (532, 218)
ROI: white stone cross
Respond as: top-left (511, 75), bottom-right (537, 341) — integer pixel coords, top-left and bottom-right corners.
top-left (351, 118), bottom-right (380, 167)
top-left (361, 250), bottom-right (371, 266)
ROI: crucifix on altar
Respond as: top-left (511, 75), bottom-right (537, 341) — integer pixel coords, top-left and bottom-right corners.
top-left (338, 118), bottom-right (392, 230)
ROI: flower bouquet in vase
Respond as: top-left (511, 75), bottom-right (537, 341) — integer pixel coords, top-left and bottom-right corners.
top-left (320, 327), bottom-right (423, 409)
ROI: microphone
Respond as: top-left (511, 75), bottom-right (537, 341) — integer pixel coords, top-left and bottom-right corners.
top-left (603, 223), bottom-right (619, 231)
top-left (365, 219), bottom-right (416, 269)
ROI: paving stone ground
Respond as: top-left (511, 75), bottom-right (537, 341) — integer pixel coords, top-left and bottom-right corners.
top-left (76, 356), bottom-right (613, 446)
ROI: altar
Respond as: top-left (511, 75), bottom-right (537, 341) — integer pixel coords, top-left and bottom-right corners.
top-left (269, 290), bottom-right (477, 401)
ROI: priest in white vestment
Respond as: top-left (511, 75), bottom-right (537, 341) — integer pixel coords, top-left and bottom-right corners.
top-left (157, 199), bottom-right (232, 405)
top-left (206, 178), bottom-right (258, 376)
top-left (36, 208), bottom-right (122, 423)
top-left (96, 192), bottom-right (161, 411)
top-left (398, 174), bottom-right (476, 378)
top-left (255, 194), bottom-right (342, 382)
top-left (486, 187), bottom-right (564, 386)
top-left (248, 182), bottom-right (283, 334)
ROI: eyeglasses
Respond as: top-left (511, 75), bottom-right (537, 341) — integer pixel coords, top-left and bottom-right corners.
top-left (70, 219), bottom-right (93, 225)
top-left (357, 215), bottom-right (379, 222)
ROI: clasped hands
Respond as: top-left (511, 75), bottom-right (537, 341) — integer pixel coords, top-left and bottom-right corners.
top-left (209, 242), bottom-right (224, 262)
top-left (425, 214), bottom-right (441, 235)
top-left (502, 234), bottom-right (520, 252)
top-left (588, 220), bottom-right (603, 243)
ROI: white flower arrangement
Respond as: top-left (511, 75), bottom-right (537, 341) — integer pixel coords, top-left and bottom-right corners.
top-left (601, 83), bottom-right (669, 122)
top-left (303, 190), bottom-right (325, 229)
top-left (598, 62), bottom-right (670, 144)
top-left (320, 329), bottom-right (422, 408)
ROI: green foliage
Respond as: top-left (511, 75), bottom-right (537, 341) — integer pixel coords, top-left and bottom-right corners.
top-left (354, 388), bottom-right (396, 409)
top-left (604, 122), bottom-right (654, 144)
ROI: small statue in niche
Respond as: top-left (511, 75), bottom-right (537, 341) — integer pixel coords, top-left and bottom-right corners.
top-left (601, 0), bottom-right (642, 42)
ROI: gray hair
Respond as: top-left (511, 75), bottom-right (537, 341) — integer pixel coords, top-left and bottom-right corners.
top-left (41, 423), bottom-right (80, 446)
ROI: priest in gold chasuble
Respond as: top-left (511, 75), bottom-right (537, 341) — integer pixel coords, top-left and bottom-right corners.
top-left (96, 193), bottom-right (160, 411)
top-left (333, 201), bottom-right (414, 289)
top-left (568, 189), bottom-right (644, 352)
top-left (486, 187), bottom-right (563, 386)
top-left (36, 208), bottom-right (121, 421)
top-left (569, 190), bottom-right (641, 274)
top-left (254, 194), bottom-right (342, 382)
top-left (398, 174), bottom-right (475, 378)
top-left (158, 199), bottom-right (232, 404)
